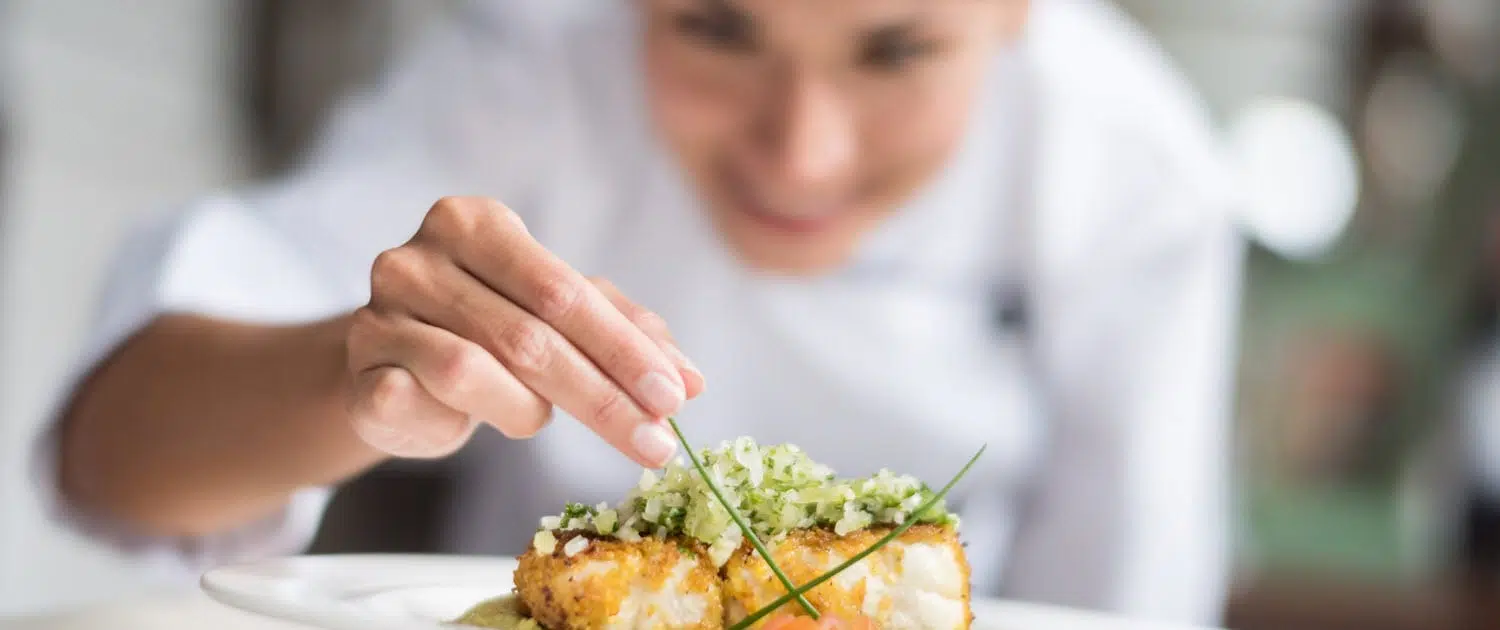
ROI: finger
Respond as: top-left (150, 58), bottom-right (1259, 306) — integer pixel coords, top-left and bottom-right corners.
top-left (385, 255), bottom-right (677, 467)
top-left (416, 197), bottom-right (688, 418)
top-left (347, 366), bottom-right (476, 459)
top-left (348, 308), bottom-right (552, 439)
top-left (589, 277), bottom-right (704, 399)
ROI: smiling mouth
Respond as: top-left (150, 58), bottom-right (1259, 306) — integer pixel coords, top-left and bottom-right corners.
top-left (739, 203), bottom-right (843, 234)
top-left (723, 171), bottom-right (850, 236)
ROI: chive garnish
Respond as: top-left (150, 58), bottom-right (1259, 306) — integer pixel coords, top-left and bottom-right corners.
top-left (666, 417), bottom-right (820, 619)
top-left (728, 444), bottom-right (986, 630)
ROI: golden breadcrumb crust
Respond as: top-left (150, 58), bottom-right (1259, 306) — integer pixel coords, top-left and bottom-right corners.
top-left (512, 526), bottom-right (970, 630)
top-left (514, 533), bottom-right (725, 630)
top-left (721, 525), bottom-right (971, 629)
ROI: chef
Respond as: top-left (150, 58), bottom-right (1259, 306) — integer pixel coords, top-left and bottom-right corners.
top-left (32, 0), bottom-right (1242, 625)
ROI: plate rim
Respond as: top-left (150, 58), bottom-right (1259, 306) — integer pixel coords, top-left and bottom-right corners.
top-left (202, 553), bottom-right (520, 630)
top-left (200, 553), bottom-right (1216, 630)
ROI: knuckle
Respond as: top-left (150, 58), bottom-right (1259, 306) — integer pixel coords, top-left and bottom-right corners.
top-left (369, 247), bottom-right (425, 293)
top-left (587, 390), bottom-right (640, 434)
top-left (349, 305), bottom-right (382, 332)
top-left (440, 283), bottom-right (481, 325)
top-left (495, 319), bottom-right (553, 374)
top-left (531, 274), bottom-right (584, 322)
top-left (423, 196), bottom-right (479, 237)
top-left (487, 199), bottom-right (526, 231)
top-left (366, 369), bottom-right (416, 414)
top-left (345, 306), bottom-right (379, 345)
top-left (424, 196), bottom-right (519, 241)
top-left (593, 345), bottom-right (637, 381)
top-left (431, 344), bottom-right (487, 403)
top-left (633, 308), bottom-right (668, 333)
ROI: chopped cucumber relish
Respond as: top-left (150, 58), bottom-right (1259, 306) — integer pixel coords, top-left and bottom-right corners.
top-left (533, 437), bottom-right (958, 567)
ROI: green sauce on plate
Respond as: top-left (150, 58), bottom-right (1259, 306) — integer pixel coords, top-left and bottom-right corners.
top-left (453, 595), bottom-right (542, 630)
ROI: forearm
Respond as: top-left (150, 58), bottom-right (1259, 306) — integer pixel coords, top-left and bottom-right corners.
top-left (56, 313), bottom-right (384, 538)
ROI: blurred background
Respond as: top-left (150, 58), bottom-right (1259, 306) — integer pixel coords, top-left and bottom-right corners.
top-left (1, 1), bottom-right (1498, 628)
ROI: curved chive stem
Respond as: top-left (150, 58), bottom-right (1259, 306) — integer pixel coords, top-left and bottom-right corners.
top-left (729, 443), bottom-right (987, 630)
top-left (665, 417), bottom-right (820, 619)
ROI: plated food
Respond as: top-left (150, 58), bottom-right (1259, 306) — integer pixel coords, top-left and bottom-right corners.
top-left (456, 425), bottom-right (984, 630)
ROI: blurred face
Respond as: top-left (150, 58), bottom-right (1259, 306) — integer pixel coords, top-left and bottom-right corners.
top-left (642, 0), bottom-right (1029, 274)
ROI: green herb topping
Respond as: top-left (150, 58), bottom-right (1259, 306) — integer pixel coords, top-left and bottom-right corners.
top-left (535, 435), bottom-right (961, 567)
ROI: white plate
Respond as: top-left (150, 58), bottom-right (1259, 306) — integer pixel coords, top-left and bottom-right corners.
top-left (201, 554), bottom-right (1212, 630)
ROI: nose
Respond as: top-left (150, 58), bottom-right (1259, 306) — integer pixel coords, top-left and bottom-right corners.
top-left (756, 69), bottom-right (857, 199)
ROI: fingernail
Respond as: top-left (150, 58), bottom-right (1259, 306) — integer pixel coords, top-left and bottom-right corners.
top-left (665, 344), bottom-right (703, 381)
top-left (636, 371), bottom-right (685, 415)
top-left (631, 422), bottom-right (677, 466)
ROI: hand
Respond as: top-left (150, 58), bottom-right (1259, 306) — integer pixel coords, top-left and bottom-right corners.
top-left (344, 197), bottom-right (705, 467)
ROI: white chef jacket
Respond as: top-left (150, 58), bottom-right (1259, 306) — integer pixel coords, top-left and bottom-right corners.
top-left (30, 0), bottom-right (1244, 625)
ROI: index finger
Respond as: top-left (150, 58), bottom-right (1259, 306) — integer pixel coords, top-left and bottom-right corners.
top-left (591, 277), bottom-right (705, 399)
top-left (423, 197), bottom-right (688, 419)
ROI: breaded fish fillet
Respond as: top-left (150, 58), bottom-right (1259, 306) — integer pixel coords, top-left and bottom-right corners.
top-left (722, 525), bottom-right (971, 630)
top-left (514, 533), bottom-right (725, 630)
top-left (501, 438), bottom-right (978, 630)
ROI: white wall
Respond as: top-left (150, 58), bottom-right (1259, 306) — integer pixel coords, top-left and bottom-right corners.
top-left (0, 0), bottom-right (251, 614)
